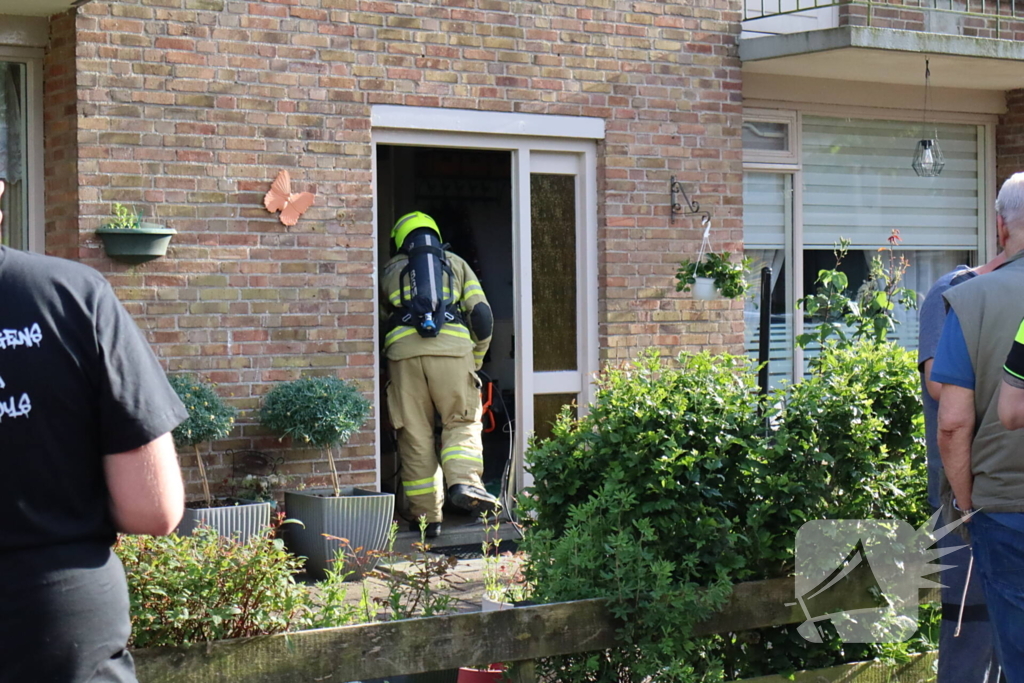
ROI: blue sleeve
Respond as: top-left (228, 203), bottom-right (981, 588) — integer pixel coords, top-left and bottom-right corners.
top-left (917, 280), bottom-right (951, 369)
top-left (930, 310), bottom-right (975, 390)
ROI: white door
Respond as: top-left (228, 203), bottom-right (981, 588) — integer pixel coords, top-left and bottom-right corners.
top-left (372, 108), bottom-right (601, 493)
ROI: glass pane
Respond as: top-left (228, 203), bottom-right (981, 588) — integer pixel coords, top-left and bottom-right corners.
top-left (802, 116), bottom-right (979, 250)
top-left (744, 250), bottom-right (792, 390)
top-left (800, 248), bottom-right (974, 374)
top-left (533, 393), bottom-right (578, 443)
top-left (531, 174), bottom-right (578, 372)
top-left (743, 120), bottom-right (789, 152)
top-left (0, 62), bottom-right (27, 250)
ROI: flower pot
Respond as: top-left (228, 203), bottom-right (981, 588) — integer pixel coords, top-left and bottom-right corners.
top-left (692, 276), bottom-right (719, 301)
top-left (284, 488), bottom-right (395, 580)
top-left (481, 594), bottom-right (514, 612)
top-left (176, 500), bottom-right (273, 545)
top-left (457, 666), bottom-right (505, 683)
top-left (96, 222), bottom-right (176, 263)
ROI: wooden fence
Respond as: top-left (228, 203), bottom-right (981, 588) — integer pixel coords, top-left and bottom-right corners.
top-left (133, 577), bottom-right (938, 683)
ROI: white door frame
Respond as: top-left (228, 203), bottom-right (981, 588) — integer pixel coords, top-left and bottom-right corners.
top-left (371, 106), bottom-right (604, 493)
top-left (0, 46), bottom-right (45, 253)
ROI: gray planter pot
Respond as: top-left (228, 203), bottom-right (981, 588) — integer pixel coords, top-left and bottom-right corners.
top-left (176, 500), bottom-right (273, 545)
top-left (284, 488), bottom-right (395, 580)
top-left (96, 222), bottom-right (176, 263)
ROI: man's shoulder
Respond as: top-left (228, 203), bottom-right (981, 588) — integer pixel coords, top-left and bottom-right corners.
top-left (923, 266), bottom-right (969, 300)
top-left (1, 248), bottom-right (110, 291)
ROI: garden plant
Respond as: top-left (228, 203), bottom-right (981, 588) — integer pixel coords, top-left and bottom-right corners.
top-left (168, 374), bottom-right (235, 507)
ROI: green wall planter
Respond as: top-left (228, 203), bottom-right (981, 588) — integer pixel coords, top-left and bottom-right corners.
top-left (96, 222), bottom-right (175, 263)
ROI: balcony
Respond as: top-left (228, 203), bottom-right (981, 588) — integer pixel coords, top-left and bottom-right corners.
top-left (0, 0), bottom-right (89, 17)
top-left (741, 0), bottom-right (1024, 90)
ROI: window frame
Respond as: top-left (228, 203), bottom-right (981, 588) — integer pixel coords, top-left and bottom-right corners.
top-left (0, 46), bottom-right (44, 253)
top-left (743, 108), bottom-right (800, 167)
top-left (742, 106), bottom-right (995, 383)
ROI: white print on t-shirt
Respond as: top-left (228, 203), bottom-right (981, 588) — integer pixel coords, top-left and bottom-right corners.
top-left (0, 323), bottom-right (43, 350)
top-left (0, 392), bottom-right (31, 422)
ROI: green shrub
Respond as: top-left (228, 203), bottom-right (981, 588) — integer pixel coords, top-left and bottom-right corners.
top-left (168, 375), bottom-right (235, 449)
top-left (117, 527), bottom-right (360, 648)
top-left (522, 343), bottom-right (927, 682)
top-left (260, 376), bottom-right (370, 448)
top-left (260, 376), bottom-right (371, 496)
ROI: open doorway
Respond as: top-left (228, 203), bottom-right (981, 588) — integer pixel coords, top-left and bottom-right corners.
top-left (376, 145), bottom-right (515, 526)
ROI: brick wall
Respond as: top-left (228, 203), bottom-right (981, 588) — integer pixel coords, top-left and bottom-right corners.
top-left (44, 10), bottom-right (80, 260)
top-left (998, 89), bottom-right (1024, 189)
top-left (61, 0), bottom-right (743, 496)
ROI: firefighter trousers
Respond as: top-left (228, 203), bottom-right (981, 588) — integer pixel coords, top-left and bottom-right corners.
top-left (386, 352), bottom-right (485, 523)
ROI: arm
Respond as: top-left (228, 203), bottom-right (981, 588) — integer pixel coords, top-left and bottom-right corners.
top-left (922, 359), bottom-right (942, 402)
top-left (999, 318), bottom-right (1024, 429)
top-left (460, 262), bottom-right (493, 370)
top-left (104, 432), bottom-right (184, 536)
top-left (938, 385), bottom-right (976, 511)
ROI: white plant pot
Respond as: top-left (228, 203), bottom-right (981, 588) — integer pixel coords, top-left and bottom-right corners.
top-left (481, 594), bottom-right (514, 612)
top-left (284, 488), bottom-right (394, 580)
top-left (692, 276), bottom-right (719, 301)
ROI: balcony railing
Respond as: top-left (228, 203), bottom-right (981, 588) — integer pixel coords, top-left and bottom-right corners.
top-left (744, 0), bottom-right (1024, 38)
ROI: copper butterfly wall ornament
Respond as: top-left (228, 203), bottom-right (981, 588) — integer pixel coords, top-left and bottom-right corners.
top-left (263, 170), bottom-right (315, 227)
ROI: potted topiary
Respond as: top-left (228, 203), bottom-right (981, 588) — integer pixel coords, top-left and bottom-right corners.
top-left (675, 251), bottom-right (752, 301)
top-left (169, 375), bottom-right (272, 544)
top-left (260, 375), bottom-right (390, 579)
top-left (95, 203), bottom-right (176, 263)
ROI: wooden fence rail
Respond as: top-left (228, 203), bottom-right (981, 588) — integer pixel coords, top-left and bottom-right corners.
top-left (133, 577), bottom-right (936, 683)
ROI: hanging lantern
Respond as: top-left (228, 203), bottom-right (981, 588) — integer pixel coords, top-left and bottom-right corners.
top-left (913, 58), bottom-right (944, 178)
top-left (912, 139), bottom-right (945, 177)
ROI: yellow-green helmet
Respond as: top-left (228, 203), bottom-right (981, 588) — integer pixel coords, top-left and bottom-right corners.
top-left (391, 211), bottom-right (441, 251)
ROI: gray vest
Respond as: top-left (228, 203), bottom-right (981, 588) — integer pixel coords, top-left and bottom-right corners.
top-left (943, 249), bottom-right (1024, 512)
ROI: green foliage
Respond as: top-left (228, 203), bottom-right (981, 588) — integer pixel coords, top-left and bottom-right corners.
top-left (522, 344), bottom-right (927, 682)
top-left (105, 203), bottom-right (142, 230)
top-left (797, 235), bottom-right (918, 348)
top-left (676, 252), bottom-right (753, 299)
top-left (168, 375), bottom-right (236, 448)
top-left (116, 527), bottom-right (361, 647)
top-left (260, 376), bottom-right (370, 448)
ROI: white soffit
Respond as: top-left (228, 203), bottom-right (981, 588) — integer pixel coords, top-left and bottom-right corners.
top-left (372, 105), bottom-right (606, 140)
top-left (741, 26), bottom-right (1024, 91)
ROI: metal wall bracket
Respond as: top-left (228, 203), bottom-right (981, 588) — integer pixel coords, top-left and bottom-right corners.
top-left (670, 176), bottom-right (711, 226)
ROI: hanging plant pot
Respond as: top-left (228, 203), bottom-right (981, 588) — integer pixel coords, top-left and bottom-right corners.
top-left (692, 276), bottom-right (719, 301)
top-left (96, 223), bottom-right (176, 263)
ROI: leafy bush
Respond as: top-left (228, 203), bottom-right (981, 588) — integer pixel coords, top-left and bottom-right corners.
top-left (168, 375), bottom-right (235, 449)
top-left (117, 527), bottom-right (360, 648)
top-left (522, 344), bottom-right (927, 682)
top-left (260, 376), bottom-right (370, 495)
top-left (260, 376), bottom-right (370, 448)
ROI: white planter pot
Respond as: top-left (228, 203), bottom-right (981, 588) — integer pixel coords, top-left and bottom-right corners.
top-left (176, 500), bottom-right (273, 545)
top-left (284, 488), bottom-right (395, 580)
top-left (481, 594), bottom-right (514, 612)
top-left (692, 276), bottom-right (719, 301)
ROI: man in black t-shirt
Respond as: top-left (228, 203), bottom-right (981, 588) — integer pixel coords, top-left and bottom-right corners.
top-left (0, 187), bottom-right (187, 682)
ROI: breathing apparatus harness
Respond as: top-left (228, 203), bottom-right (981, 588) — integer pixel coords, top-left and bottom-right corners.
top-left (389, 223), bottom-right (464, 339)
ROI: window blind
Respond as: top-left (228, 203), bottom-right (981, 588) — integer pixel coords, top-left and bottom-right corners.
top-left (802, 116), bottom-right (979, 250)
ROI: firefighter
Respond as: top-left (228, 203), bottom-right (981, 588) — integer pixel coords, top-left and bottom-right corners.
top-left (381, 211), bottom-right (499, 538)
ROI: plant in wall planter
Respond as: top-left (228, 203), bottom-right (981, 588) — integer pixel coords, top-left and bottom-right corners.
top-left (260, 375), bottom-right (387, 580)
top-left (676, 251), bottom-right (752, 301)
top-left (95, 203), bottom-right (176, 264)
top-left (169, 376), bottom-right (272, 544)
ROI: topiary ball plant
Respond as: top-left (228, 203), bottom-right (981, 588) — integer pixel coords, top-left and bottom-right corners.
top-left (259, 376), bottom-right (371, 496)
top-left (168, 375), bottom-right (236, 507)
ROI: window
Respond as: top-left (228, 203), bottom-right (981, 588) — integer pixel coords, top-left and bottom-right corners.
top-left (743, 109), bottom-right (799, 166)
top-left (0, 61), bottom-right (28, 250)
top-left (743, 113), bottom-right (985, 382)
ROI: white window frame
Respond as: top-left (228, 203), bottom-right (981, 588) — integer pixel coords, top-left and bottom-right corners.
top-left (0, 46), bottom-right (44, 253)
top-left (742, 105), bottom-right (996, 382)
top-left (371, 106), bottom-right (602, 492)
top-left (743, 108), bottom-right (800, 167)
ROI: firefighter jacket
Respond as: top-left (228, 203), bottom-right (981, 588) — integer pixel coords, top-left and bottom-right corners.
top-left (380, 251), bottom-right (493, 368)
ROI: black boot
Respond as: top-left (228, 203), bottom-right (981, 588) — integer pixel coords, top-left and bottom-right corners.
top-left (448, 484), bottom-right (501, 515)
top-left (408, 521), bottom-right (442, 539)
